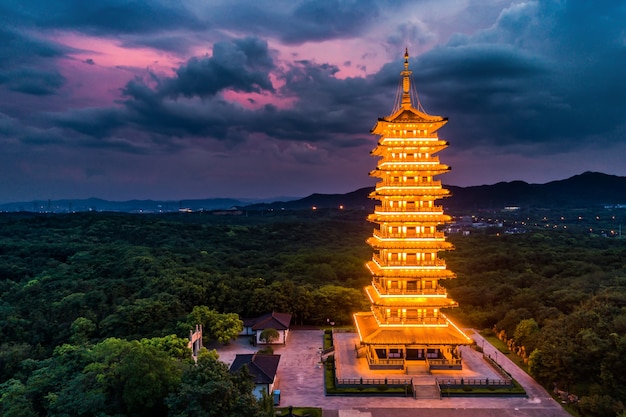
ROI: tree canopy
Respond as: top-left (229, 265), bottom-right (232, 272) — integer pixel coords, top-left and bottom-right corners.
top-left (1, 208), bottom-right (626, 415)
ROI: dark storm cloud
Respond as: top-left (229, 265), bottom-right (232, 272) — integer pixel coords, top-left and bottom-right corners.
top-left (54, 108), bottom-right (126, 138)
top-left (128, 56), bottom-right (381, 146)
top-left (402, 1), bottom-right (626, 154)
top-left (209, 0), bottom-right (380, 45)
top-left (120, 34), bottom-right (201, 54)
top-left (386, 21), bottom-right (436, 47)
top-left (289, 0), bottom-right (379, 42)
top-left (0, 0), bottom-right (205, 35)
top-left (0, 27), bottom-right (68, 95)
top-left (3, 68), bottom-right (66, 95)
top-left (258, 60), bottom-right (386, 143)
top-left (49, 39), bottom-right (383, 152)
top-left (0, 27), bottom-right (66, 63)
top-left (158, 38), bottom-right (275, 98)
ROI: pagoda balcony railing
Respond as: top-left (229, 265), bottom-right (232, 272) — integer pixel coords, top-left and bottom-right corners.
top-left (372, 255), bottom-right (446, 268)
top-left (378, 159), bottom-right (441, 167)
top-left (372, 230), bottom-right (444, 240)
top-left (372, 310), bottom-right (448, 326)
top-left (374, 206), bottom-right (443, 213)
top-left (373, 188), bottom-right (450, 197)
top-left (372, 281), bottom-right (447, 295)
top-left (377, 179), bottom-right (442, 188)
top-left (376, 163), bottom-right (449, 171)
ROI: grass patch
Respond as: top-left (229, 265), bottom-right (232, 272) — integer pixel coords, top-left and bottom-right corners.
top-left (323, 356), bottom-right (411, 396)
top-left (275, 407), bottom-right (322, 417)
top-left (480, 331), bottom-right (530, 373)
top-left (440, 378), bottom-right (526, 397)
top-left (323, 332), bottom-right (333, 350)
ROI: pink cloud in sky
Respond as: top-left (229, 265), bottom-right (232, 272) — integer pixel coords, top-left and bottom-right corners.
top-left (221, 89), bottom-right (297, 110)
top-left (52, 32), bottom-right (183, 70)
top-left (48, 33), bottom-right (184, 107)
top-left (54, 59), bottom-right (132, 107)
top-left (280, 40), bottom-right (386, 79)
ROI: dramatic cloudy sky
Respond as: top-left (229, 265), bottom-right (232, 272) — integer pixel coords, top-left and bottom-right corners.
top-left (1, 0), bottom-right (625, 202)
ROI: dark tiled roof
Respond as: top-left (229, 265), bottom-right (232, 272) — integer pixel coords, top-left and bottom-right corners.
top-left (229, 353), bottom-right (280, 384)
top-left (243, 312), bottom-right (292, 331)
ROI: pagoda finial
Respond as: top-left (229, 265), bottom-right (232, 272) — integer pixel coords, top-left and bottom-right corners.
top-left (401, 48), bottom-right (412, 108)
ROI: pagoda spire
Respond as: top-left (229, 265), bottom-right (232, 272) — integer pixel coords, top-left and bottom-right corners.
top-left (401, 48), bottom-right (412, 108)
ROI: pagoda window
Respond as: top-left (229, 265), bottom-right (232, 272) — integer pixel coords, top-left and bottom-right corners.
top-left (389, 349), bottom-right (402, 358)
top-left (406, 281), bottom-right (417, 291)
top-left (427, 349), bottom-right (439, 359)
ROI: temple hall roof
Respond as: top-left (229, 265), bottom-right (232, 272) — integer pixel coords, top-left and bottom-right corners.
top-left (354, 312), bottom-right (472, 346)
top-left (229, 353), bottom-right (281, 384)
top-left (243, 311), bottom-right (292, 331)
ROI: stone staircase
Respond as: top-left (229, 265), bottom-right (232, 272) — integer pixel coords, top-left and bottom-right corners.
top-left (413, 376), bottom-right (441, 400)
top-left (412, 381), bottom-right (441, 400)
top-left (405, 363), bottom-right (429, 374)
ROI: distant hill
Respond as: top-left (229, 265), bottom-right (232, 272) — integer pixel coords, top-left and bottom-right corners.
top-left (445, 171), bottom-right (626, 210)
top-left (244, 172), bottom-right (626, 212)
top-left (2, 172), bottom-right (625, 213)
top-left (243, 187), bottom-right (374, 211)
top-left (0, 197), bottom-right (251, 213)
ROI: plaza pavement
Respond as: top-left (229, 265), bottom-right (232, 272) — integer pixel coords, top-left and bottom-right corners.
top-left (214, 329), bottom-right (571, 417)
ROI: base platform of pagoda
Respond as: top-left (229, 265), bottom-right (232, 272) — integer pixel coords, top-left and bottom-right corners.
top-left (353, 312), bottom-right (473, 370)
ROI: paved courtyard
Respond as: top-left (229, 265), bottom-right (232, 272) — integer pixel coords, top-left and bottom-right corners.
top-left (214, 330), bottom-right (571, 417)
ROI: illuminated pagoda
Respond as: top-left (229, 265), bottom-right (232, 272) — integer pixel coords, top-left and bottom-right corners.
top-left (353, 49), bottom-right (472, 371)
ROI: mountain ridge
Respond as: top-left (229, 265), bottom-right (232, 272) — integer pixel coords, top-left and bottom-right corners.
top-left (1, 171), bottom-right (624, 213)
top-left (245, 171), bottom-right (626, 212)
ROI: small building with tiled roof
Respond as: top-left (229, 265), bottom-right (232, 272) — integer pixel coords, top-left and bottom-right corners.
top-left (241, 312), bottom-right (292, 345)
top-left (229, 353), bottom-right (281, 399)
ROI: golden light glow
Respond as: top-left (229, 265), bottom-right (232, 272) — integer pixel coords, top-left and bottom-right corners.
top-left (441, 313), bottom-right (473, 342)
top-left (353, 50), bottom-right (472, 363)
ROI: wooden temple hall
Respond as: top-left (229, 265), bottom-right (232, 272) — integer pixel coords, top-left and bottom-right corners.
top-left (353, 50), bottom-right (473, 371)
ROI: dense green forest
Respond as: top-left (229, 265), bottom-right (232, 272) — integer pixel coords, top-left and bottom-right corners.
top-left (1, 209), bottom-right (626, 416)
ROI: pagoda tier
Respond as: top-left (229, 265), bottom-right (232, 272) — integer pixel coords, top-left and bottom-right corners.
top-left (353, 49), bottom-right (471, 371)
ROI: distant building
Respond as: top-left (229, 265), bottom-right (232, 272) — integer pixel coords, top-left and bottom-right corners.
top-left (229, 353), bottom-right (280, 399)
top-left (241, 312), bottom-right (292, 345)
